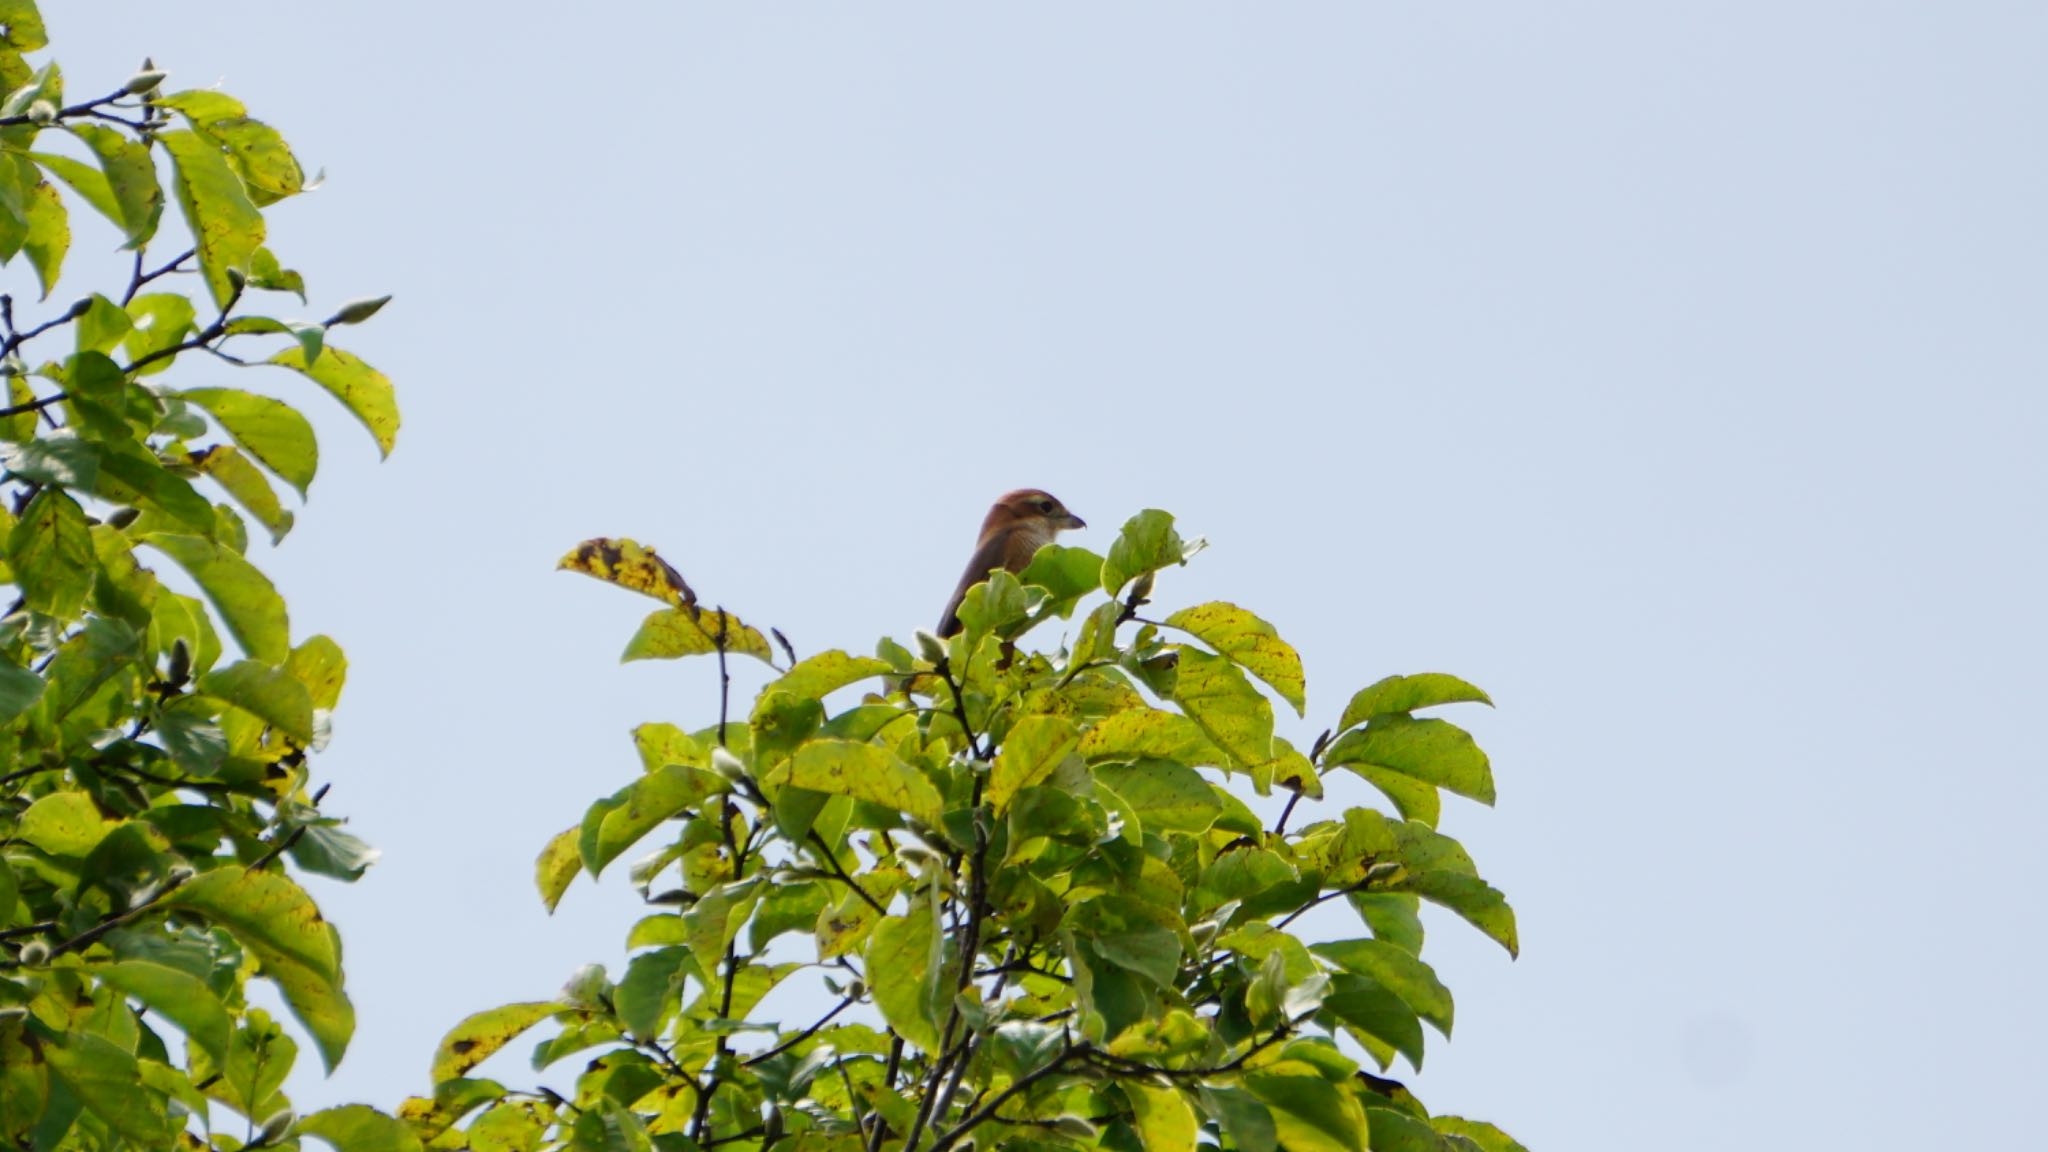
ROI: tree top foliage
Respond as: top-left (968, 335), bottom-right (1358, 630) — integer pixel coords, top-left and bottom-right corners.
top-left (413, 513), bottom-right (1526, 1152)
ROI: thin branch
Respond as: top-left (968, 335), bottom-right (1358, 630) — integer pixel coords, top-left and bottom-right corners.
top-left (929, 1041), bottom-right (1077, 1152)
top-left (1272, 788), bottom-right (1304, 835)
top-left (743, 995), bottom-right (854, 1067)
top-left (805, 831), bottom-right (885, 915)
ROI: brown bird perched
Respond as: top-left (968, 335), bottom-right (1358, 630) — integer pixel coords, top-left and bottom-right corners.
top-left (937, 489), bottom-right (1086, 636)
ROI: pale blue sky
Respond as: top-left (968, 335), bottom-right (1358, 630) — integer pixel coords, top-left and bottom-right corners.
top-left (51, 5), bottom-right (2048, 1149)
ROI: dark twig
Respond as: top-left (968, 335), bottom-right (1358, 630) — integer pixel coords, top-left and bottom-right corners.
top-left (1272, 788), bottom-right (1304, 836)
top-left (807, 831), bottom-right (885, 915)
top-left (743, 995), bottom-right (854, 1067)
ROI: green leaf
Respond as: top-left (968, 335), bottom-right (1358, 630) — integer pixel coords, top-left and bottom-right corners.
top-left (1393, 871), bottom-right (1518, 958)
top-left (9, 486), bottom-right (92, 618)
top-left (1323, 716), bottom-right (1495, 805)
top-left (681, 879), bottom-right (760, 970)
top-left (20, 175), bottom-right (65, 298)
top-left (1431, 1116), bottom-right (1530, 1152)
top-left (2, 429), bottom-right (97, 487)
top-left (269, 343), bottom-right (398, 457)
top-left (1171, 647), bottom-right (1274, 770)
top-left (535, 825), bottom-right (580, 913)
top-left (1164, 601), bottom-right (1305, 715)
top-left (988, 714), bottom-right (1082, 812)
top-left (286, 633), bottom-right (348, 710)
top-left (167, 866), bottom-right (354, 1070)
top-left (1339, 674), bottom-right (1492, 732)
top-left (615, 948), bottom-right (692, 1042)
top-left (1018, 543), bottom-right (1106, 615)
top-left (160, 129), bottom-right (264, 310)
top-left (1309, 939), bottom-right (1454, 1036)
top-left (88, 959), bottom-right (233, 1067)
top-left (1125, 1083), bottom-right (1198, 1152)
top-left (142, 533), bottom-right (289, 663)
top-left (578, 764), bottom-right (724, 877)
top-left (769, 649), bottom-right (892, 702)
top-left (622, 605), bottom-right (775, 665)
top-left (1321, 973), bottom-right (1425, 1070)
top-left (192, 444), bottom-right (292, 541)
top-left (431, 1002), bottom-right (562, 1083)
top-left (1078, 706), bottom-right (1223, 767)
top-left (1100, 508), bottom-right (1185, 597)
top-left (1095, 759), bottom-right (1222, 833)
top-left (771, 739), bottom-right (943, 826)
top-left (196, 659), bottom-right (314, 743)
top-left (63, 123), bottom-right (161, 245)
top-left (1347, 764), bottom-right (1440, 826)
top-left (299, 1105), bottom-right (425, 1152)
top-left (1203, 1087), bottom-right (1278, 1152)
top-left (179, 386), bottom-right (318, 496)
top-left (17, 791), bottom-right (114, 855)
top-left (865, 903), bottom-right (941, 1051)
top-left (0, 2), bottom-right (47, 50)
top-left (122, 293), bottom-right (196, 377)
top-left (1068, 897), bottom-right (1180, 989)
top-left (0, 651), bottom-right (43, 722)
top-left (158, 92), bottom-right (304, 207)
top-left (44, 1032), bottom-right (172, 1149)
top-left (1243, 1071), bottom-right (1371, 1152)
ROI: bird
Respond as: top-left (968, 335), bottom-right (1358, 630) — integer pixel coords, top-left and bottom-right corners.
top-left (936, 489), bottom-right (1086, 636)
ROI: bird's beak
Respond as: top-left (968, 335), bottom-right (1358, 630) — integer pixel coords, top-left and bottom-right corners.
top-left (1062, 512), bottom-right (1087, 530)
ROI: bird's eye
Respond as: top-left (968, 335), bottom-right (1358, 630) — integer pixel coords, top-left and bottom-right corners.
top-left (1035, 499), bottom-right (1054, 513)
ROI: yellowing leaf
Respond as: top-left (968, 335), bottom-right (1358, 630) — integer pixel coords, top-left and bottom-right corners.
top-left (432, 1002), bottom-right (562, 1082)
top-left (270, 344), bottom-right (398, 458)
top-left (623, 605), bottom-right (776, 665)
top-left (988, 714), bottom-right (1081, 811)
top-left (558, 537), bottom-right (695, 607)
top-left (865, 903), bottom-right (941, 1052)
top-left (1125, 1083), bottom-right (1197, 1152)
top-left (1164, 601), bottom-right (1305, 716)
top-left (771, 740), bottom-right (943, 826)
top-left (1339, 673), bottom-right (1493, 731)
top-left (1078, 707), bottom-right (1223, 768)
top-left (168, 866), bottom-right (354, 1070)
top-left (1171, 648), bottom-right (1274, 770)
top-left (161, 128), bottom-right (263, 310)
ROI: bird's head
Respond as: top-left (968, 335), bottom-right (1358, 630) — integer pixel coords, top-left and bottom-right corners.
top-left (984, 488), bottom-right (1086, 539)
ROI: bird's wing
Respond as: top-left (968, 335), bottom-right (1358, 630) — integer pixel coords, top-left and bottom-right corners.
top-left (937, 529), bottom-right (1013, 636)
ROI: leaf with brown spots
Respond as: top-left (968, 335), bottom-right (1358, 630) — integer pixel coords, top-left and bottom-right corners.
top-left (559, 537), bottom-right (696, 608)
top-left (431, 1001), bottom-right (563, 1083)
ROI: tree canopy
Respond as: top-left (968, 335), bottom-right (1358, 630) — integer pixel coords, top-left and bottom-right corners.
top-left (0, 5), bottom-right (405, 1150)
top-left (411, 515), bottom-right (1524, 1152)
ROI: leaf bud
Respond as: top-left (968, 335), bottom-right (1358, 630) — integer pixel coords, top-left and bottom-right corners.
top-left (225, 266), bottom-right (247, 293)
top-left (895, 843), bottom-right (940, 874)
top-left (1051, 1117), bottom-right (1098, 1140)
top-left (710, 746), bottom-right (748, 784)
top-left (165, 864), bottom-right (196, 887)
top-left (105, 506), bottom-right (141, 529)
top-left (16, 939), bottom-right (48, 966)
top-left (0, 1006), bottom-right (26, 1023)
top-left (845, 978), bottom-right (866, 1000)
top-left (123, 69), bottom-right (168, 95)
top-left (1129, 571), bottom-right (1155, 602)
top-left (252, 1109), bottom-right (295, 1146)
top-left (164, 639), bottom-right (193, 687)
top-left (913, 629), bottom-right (947, 665)
top-left (325, 294), bottom-right (391, 327)
top-left (25, 100), bottom-right (54, 125)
